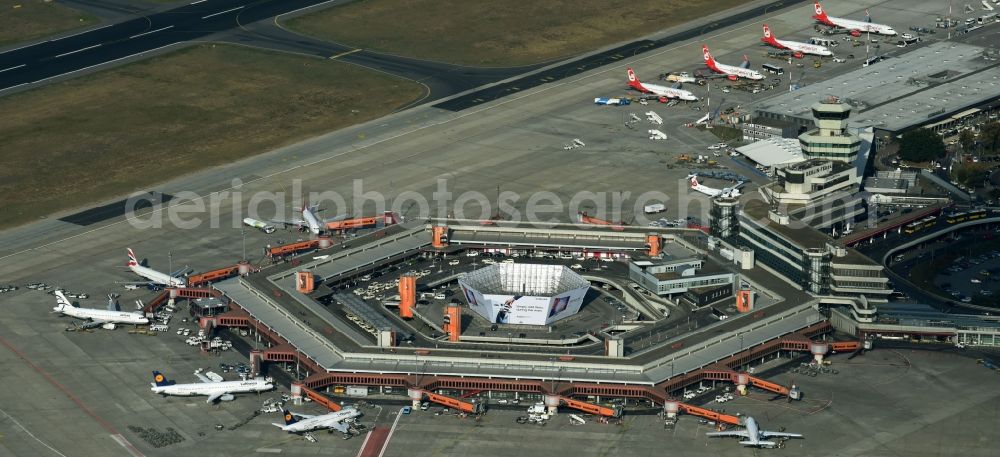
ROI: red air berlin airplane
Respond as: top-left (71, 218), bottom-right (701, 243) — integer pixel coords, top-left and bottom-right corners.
top-left (812, 2), bottom-right (897, 36)
top-left (702, 45), bottom-right (764, 80)
top-left (626, 67), bottom-right (698, 101)
top-left (761, 24), bottom-right (832, 56)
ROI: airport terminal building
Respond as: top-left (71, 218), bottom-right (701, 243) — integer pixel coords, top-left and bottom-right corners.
top-left (714, 198), bottom-right (891, 301)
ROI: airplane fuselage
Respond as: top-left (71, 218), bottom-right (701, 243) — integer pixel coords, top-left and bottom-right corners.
top-left (130, 263), bottom-right (186, 287)
top-left (302, 208), bottom-right (323, 235)
top-left (639, 83), bottom-right (698, 101)
top-left (151, 379), bottom-right (273, 397)
top-left (277, 408), bottom-right (361, 433)
top-left (59, 306), bottom-right (149, 325)
top-left (762, 28), bottom-right (832, 56)
top-left (819, 16), bottom-right (896, 36)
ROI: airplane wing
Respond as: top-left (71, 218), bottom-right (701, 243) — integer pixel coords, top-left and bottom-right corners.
top-left (270, 217), bottom-right (307, 226)
top-left (204, 371), bottom-right (225, 383)
top-left (206, 392), bottom-right (226, 403)
top-left (77, 320), bottom-right (111, 330)
top-left (761, 431), bottom-right (803, 439)
top-left (169, 266), bottom-right (192, 278)
top-left (706, 430), bottom-right (751, 438)
top-left (194, 372), bottom-right (213, 383)
top-left (328, 421), bottom-right (349, 434)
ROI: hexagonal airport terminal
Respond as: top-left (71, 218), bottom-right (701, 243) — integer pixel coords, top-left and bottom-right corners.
top-left (457, 263), bottom-right (590, 326)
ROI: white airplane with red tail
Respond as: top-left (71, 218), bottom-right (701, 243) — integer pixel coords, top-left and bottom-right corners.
top-left (702, 45), bottom-right (764, 81)
top-left (688, 174), bottom-right (742, 198)
top-left (626, 67), bottom-right (698, 101)
top-left (761, 25), bottom-right (832, 56)
top-left (812, 2), bottom-right (897, 36)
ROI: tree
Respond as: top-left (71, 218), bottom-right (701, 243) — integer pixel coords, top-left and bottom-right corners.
top-left (952, 162), bottom-right (990, 188)
top-left (980, 121), bottom-right (1000, 156)
top-left (898, 128), bottom-right (946, 163)
top-left (959, 129), bottom-right (976, 152)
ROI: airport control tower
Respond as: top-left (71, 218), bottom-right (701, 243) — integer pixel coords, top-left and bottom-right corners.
top-left (798, 97), bottom-right (860, 163)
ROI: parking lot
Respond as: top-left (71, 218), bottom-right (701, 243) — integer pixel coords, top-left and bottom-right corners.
top-left (935, 249), bottom-right (1000, 302)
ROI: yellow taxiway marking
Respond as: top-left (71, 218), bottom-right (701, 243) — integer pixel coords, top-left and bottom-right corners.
top-left (329, 49), bottom-right (363, 60)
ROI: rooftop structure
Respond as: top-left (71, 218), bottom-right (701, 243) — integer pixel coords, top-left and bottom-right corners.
top-left (735, 138), bottom-right (805, 168)
top-left (458, 263), bottom-right (591, 326)
top-left (755, 42), bottom-right (1000, 134)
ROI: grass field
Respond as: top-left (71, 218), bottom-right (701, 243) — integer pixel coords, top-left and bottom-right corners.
top-left (284, 0), bottom-right (749, 67)
top-left (0, 44), bottom-right (424, 229)
top-left (0, 0), bottom-right (96, 47)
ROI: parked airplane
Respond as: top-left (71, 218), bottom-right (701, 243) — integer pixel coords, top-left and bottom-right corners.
top-left (53, 291), bottom-right (149, 330)
top-left (812, 2), bottom-right (897, 36)
top-left (150, 370), bottom-right (274, 403)
top-left (761, 25), bottom-right (833, 56)
top-left (706, 416), bottom-right (803, 448)
top-left (271, 202), bottom-right (346, 235)
top-left (272, 407), bottom-right (362, 434)
top-left (121, 248), bottom-right (187, 288)
top-left (702, 45), bottom-right (764, 80)
top-left (626, 67), bottom-right (698, 101)
top-left (688, 175), bottom-right (742, 198)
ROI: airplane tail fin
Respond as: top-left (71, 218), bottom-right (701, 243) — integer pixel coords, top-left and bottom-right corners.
top-left (690, 176), bottom-right (699, 188)
top-left (280, 409), bottom-right (299, 426)
top-left (762, 25), bottom-right (778, 45)
top-left (702, 45), bottom-right (718, 71)
top-left (626, 67), bottom-right (646, 92)
top-left (127, 248), bottom-right (138, 267)
top-left (151, 371), bottom-right (174, 387)
top-left (813, 2), bottom-right (830, 22)
top-left (53, 290), bottom-right (74, 311)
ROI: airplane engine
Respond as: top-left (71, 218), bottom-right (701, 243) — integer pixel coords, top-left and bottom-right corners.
top-left (220, 394), bottom-right (235, 402)
top-left (102, 323), bottom-right (117, 330)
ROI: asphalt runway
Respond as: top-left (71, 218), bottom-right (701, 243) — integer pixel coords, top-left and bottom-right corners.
top-left (0, 0), bottom-right (334, 91)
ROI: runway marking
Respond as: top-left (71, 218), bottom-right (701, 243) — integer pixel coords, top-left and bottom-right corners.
top-left (54, 44), bottom-right (101, 58)
top-left (202, 5), bottom-right (244, 19)
top-left (40, 24), bottom-right (113, 46)
top-left (129, 25), bottom-right (174, 39)
top-left (0, 43), bottom-right (181, 95)
top-left (0, 64), bottom-right (25, 73)
top-left (111, 434), bottom-right (145, 457)
top-left (191, 0), bottom-right (207, 3)
top-left (377, 409), bottom-right (405, 457)
top-left (0, 408), bottom-right (69, 457)
top-left (329, 48), bottom-right (362, 60)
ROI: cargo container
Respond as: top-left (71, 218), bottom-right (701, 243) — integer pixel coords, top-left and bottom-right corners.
top-left (346, 386), bottom-right (369, 397)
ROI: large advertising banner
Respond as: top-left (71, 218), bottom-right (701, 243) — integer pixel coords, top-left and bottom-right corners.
top-left (458, 279), bottom-right (491, 319)
top-left (482, 294), bottom-right (551, 325)
top-left (545, 286), bottom-right (587, 324)
top-left (459, 281), bottom-right (589, 326)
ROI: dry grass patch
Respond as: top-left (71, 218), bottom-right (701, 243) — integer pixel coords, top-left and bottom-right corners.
top-left (0, 44), bottom-right (424, 228)
top-left (285, 0), bottom-right (750, 67)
